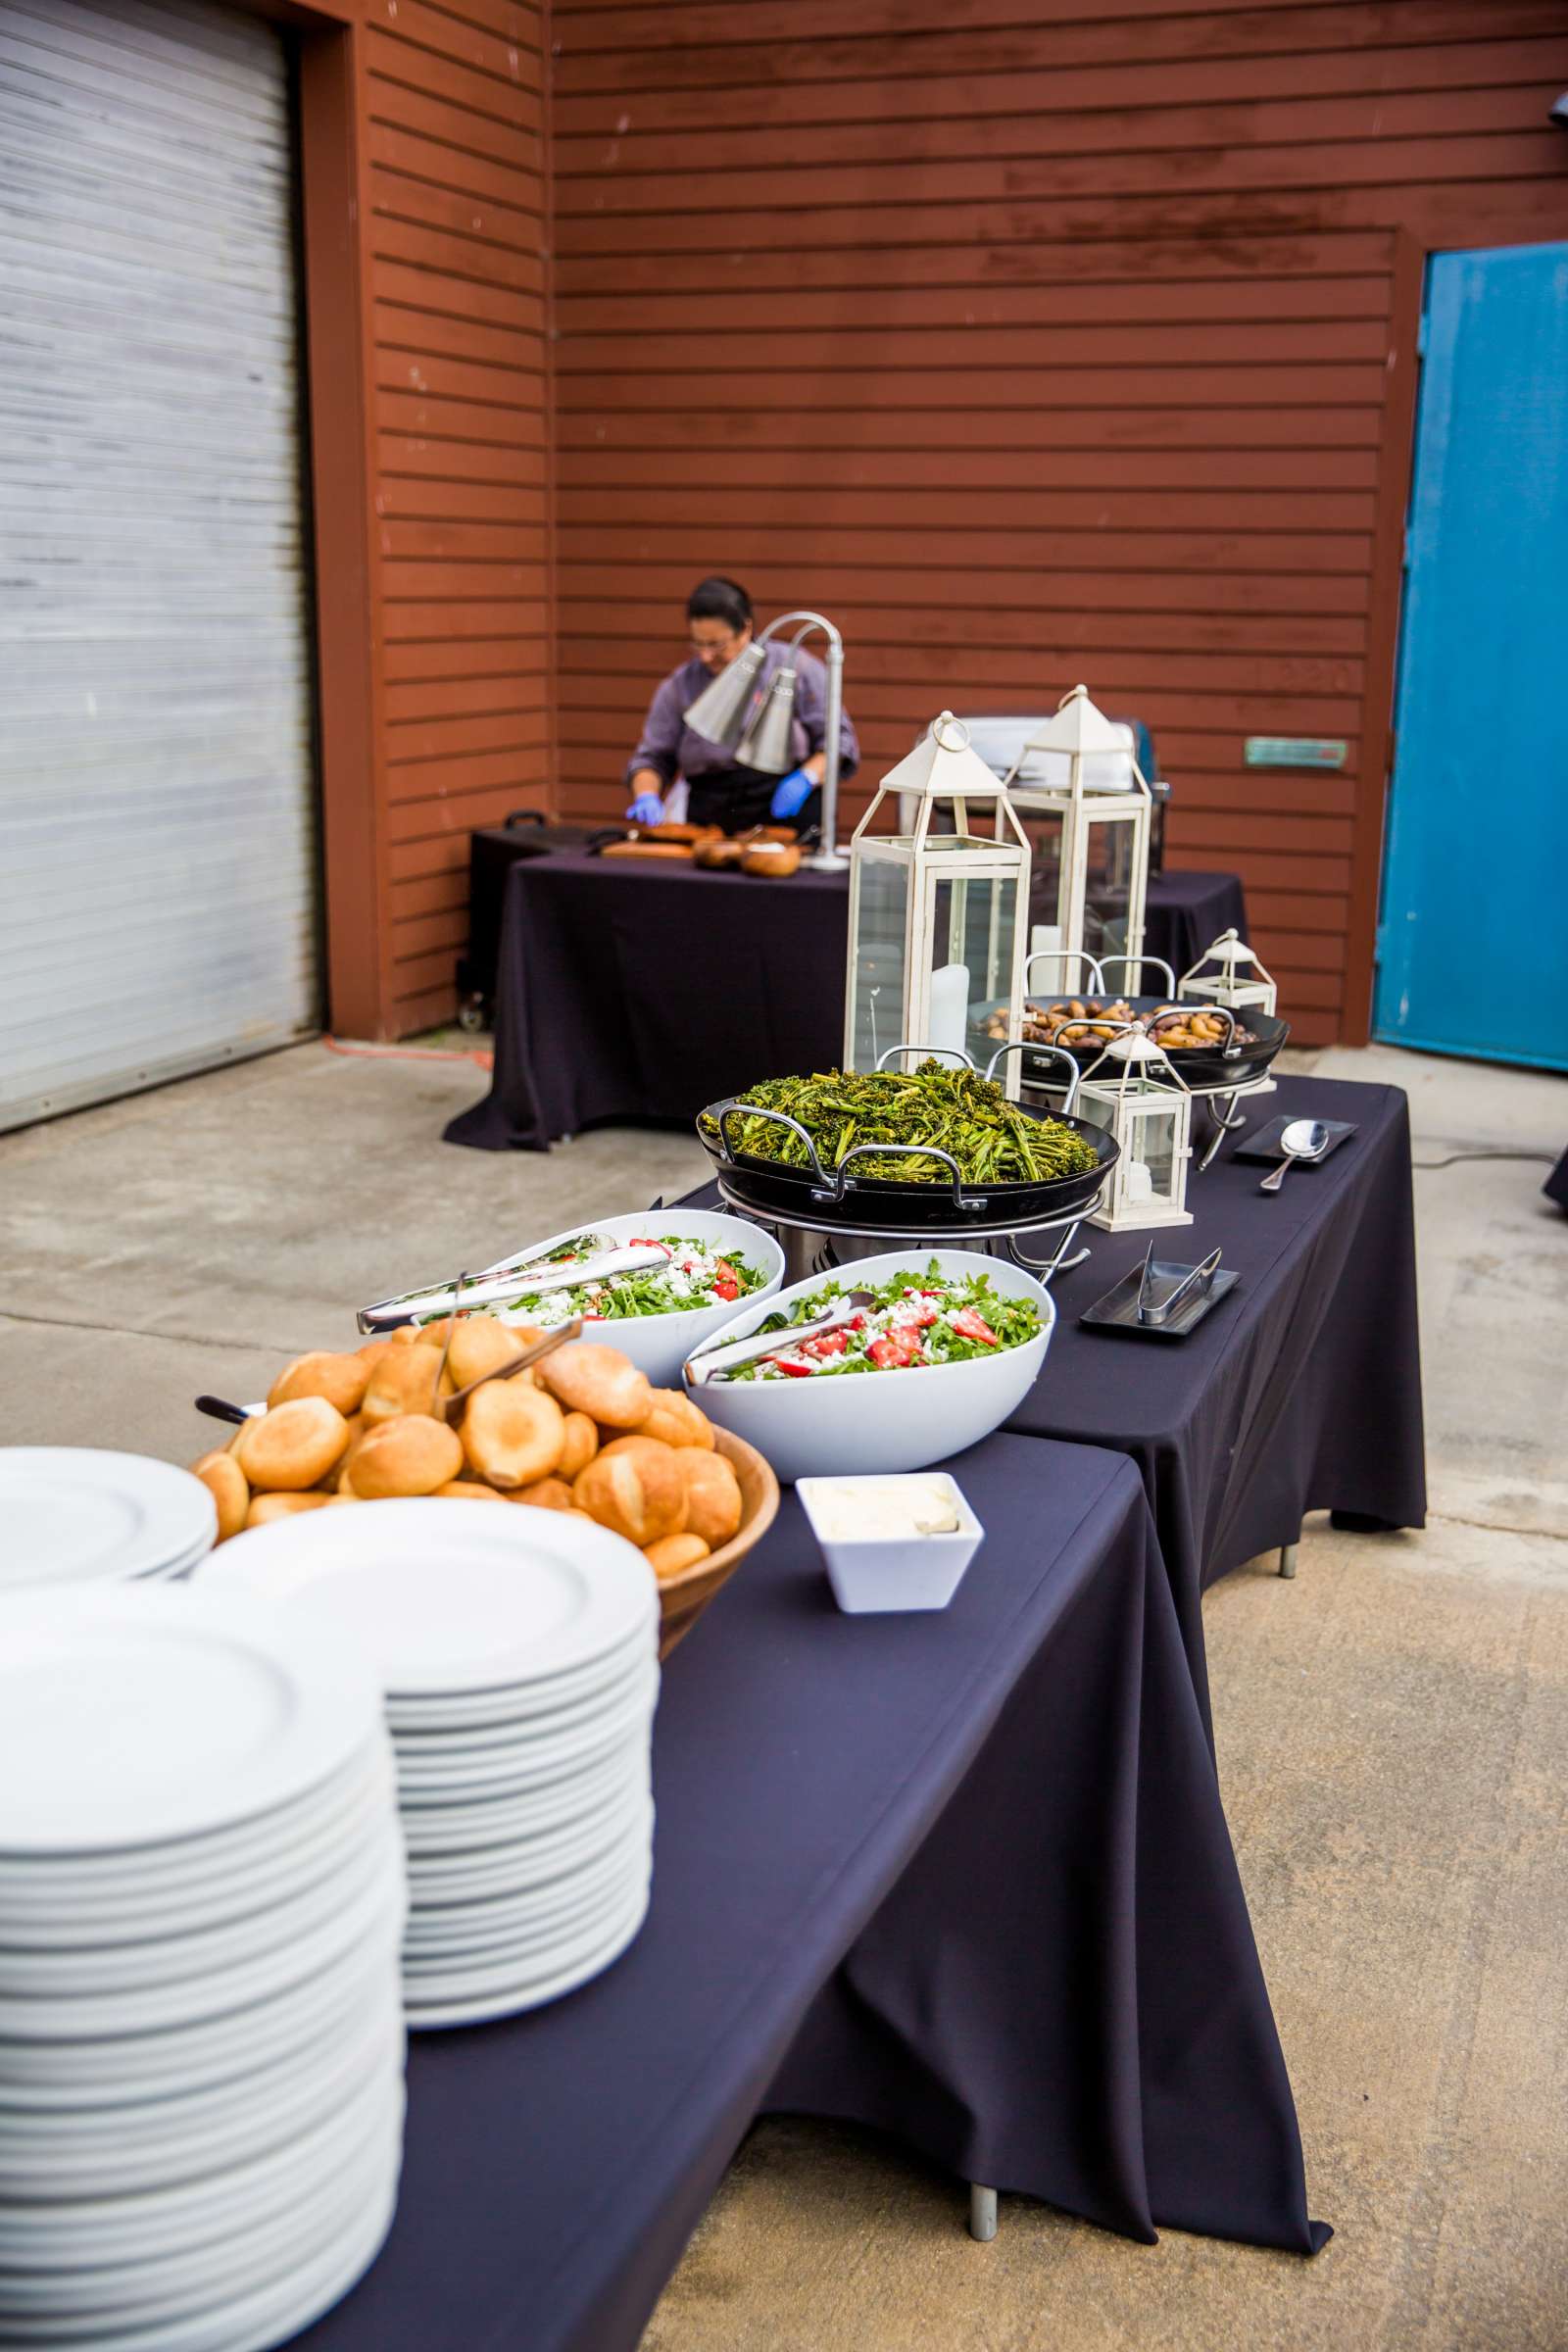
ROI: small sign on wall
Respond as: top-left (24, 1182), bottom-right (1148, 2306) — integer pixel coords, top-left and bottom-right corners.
top-left (1244, 738), bottom-right (1348, 769)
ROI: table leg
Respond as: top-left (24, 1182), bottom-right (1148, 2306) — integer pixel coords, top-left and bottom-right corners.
top-left (1278, 1542), bottom-right (1298, 1580)
top-left (968, 2183), bottom-right (999, 2241)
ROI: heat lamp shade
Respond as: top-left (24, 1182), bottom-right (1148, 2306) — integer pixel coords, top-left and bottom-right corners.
top-left (683, 640), bottom-right (769, 748)
top-left (734, 666), bottom-right (799, 772)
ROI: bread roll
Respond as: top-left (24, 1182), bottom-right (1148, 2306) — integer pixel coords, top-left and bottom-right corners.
top-left (538, 1342), bottom-right (651, 1431)
top-left (675, 1448), bottom-right (743, 1548)
top-left (431, 1481), bottom-right (508, 1500)
top-left (643, 1533), bottom-right (710, 1582)
top-left (267, 1351), bottom-right (369, 1416)
top-left (640, 1390), bottom-right (714, 1449)
top-left (189, 1450), bottom-right (249, 1543)
top-left (558, 1410), bottom-right (599, 1482)
top-left (235, 1398), bottom-right (351, 1494)
top-left (356, 1338), bottom-right (399, 1373)
top-left (572, 1442), bottom-right (687, 1546)
top-left (388, 1325), bottom-right (421, 1348)
top-left (351, 1414), bottom-right (464, 1500)
top-left (244, 1492), bottom-right (340, 1529)
top-left (509, 1476), bottom-right (575, 1511)
top-left (462, 1381), bottom-right (565, 1489)
top-left (446, 1316), bottom-right (526, 1390)
top-left (362, 1348), bottom-right (444, 1424)
top-left (414, 1316), bottom-right (459, 1348)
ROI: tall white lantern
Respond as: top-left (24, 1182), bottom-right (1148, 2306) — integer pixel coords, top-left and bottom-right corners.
top-left (1177, 928), bottom-right (1279, 1019)
top-left (844, 712), bottom-right (1032, 1096)
top-left (1076, 1030), bottom-right (1194, 1232)
top-left (997, 684), bottom-right (1153, 970)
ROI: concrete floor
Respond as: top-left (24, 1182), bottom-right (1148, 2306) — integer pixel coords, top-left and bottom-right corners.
top-left (1, 1036), bottom-right (1565, 2351)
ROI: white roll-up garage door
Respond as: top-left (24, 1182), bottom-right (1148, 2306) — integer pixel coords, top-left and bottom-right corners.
top-left (0, 0), bottom-right (318, 1132)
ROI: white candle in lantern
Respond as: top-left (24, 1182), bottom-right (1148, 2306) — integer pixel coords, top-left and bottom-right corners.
top-left (928, 962), bottom-right (970, 1058)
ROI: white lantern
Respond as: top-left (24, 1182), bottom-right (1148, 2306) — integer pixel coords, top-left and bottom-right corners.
top-left (996, 684), bottom-right (1153, 970)
top-left (844, 712), bottom-right (1032, 1095)
top-left (1076, 1029), bottom-right (1194, 1232)
top-left (1177, 928), bottom-right (1279, 1019)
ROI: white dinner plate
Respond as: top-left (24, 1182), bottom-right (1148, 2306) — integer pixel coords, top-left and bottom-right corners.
top-left (0, 2003), bottom-right (403, 2199)
top-left (393, 1678), bottom-right (656, 1802)
top-left (0, 1738), bottom-right (393, 1901)
top-left (0, 1588), bottom-right (385, 1855)
top-left (405, 1849), bottom-right (648, 1965)
top-left (0, 1452), bottom-right (217, 1592)
top-left (387, 1643), bottom-right (658, 1749)
top-left (0, 1938), bottom-right (402, 2107)
top-left (401, 1858), bottom-right (651, 1977)
top-left (0, 1844), bottom-right (404, 2043)
top-left (0, 1826), bottom-right (399, 1998)
top-left (202, 1498), bottom-right (657, 1695)
top-left (397, 1738), bottom-right (650, 1851)
top-left (0, 2069), bottom-right (404, 2264)
top-left (408, 1791), bottom-right (652, 1902)
top-left (405, 1879), bottom-right (651, 2030)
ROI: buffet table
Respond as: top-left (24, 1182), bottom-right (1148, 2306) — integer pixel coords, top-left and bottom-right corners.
top-left (684, 1074), bottom-right (1425, 1737)
top-left (444, 853), bottom-right (1248, 1153)
top-left (293, 1439), bottom-right (1324, 2352)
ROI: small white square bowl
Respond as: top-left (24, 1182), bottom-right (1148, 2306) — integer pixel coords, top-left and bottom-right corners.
top-left (796, 1474), bottom-right (984, 1614)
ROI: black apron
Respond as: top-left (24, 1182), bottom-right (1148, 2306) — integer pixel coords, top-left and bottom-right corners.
top-left (685, 764), bottom-right (821, 838)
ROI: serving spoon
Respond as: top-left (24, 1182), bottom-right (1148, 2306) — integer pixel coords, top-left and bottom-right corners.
top-left (1259, 1118), bottom-right (1331, 1194)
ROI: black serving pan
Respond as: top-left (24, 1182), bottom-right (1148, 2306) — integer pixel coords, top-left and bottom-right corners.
top-left (697, 1095), bottom-right (1118, 1230)
top-left (971, 996), bottom-right (1290, 1092)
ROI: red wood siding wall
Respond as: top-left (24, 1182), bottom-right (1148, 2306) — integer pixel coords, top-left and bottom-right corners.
top-left (546, 0), bottom-right (1568, 1044)
top-left (360, 0), bottom-right (552, 1035)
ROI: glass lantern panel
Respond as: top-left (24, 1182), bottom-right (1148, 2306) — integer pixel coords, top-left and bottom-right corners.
top-left (1083, 815), bottom-right (1134, 965)
top-left (919, 866), bottom-right (1020, 1064)
top-left (848, 858), bottom-right (908, 1071)
top-left (1128, 1104), bottom-right (1177, 1197)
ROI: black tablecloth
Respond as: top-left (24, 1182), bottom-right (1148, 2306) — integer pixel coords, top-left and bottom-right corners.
top-left (292, 1441), bottom-right (1323, 2352)
top-left (680, 1075), bottom-right (1425, 1739)
top-left (444, 853), bottom-right (1248, 1152)
top-left (1545, 1145), bottom-right (1568, 1209)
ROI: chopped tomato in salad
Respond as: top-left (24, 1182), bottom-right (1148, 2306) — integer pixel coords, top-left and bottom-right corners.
top-left (720, 1264), bottom-right (1042, 1384)
top-left (492, 1235), bottom-right (768, 1328)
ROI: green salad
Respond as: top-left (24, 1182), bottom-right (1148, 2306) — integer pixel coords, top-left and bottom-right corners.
top-left (499, 1234), bottom-right (767, 1328)
top-left (716, 1262), bottom-right (1043, 1382)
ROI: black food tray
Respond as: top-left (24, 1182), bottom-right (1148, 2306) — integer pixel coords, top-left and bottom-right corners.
top-left (1230, 1116), bottom-right (1357, 1165)
top-left (1080, 1259), bottom-right (1240, 1341)
top-left (972, 996), bottom-right (1289, 1090)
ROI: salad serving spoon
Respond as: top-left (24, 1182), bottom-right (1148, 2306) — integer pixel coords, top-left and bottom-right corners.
top-left (685, 1291), bottom-right (877, 1387)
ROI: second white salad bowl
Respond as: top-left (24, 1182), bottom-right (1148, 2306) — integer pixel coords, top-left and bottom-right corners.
top-left (682, 1249), bottom-right (1055, 1484)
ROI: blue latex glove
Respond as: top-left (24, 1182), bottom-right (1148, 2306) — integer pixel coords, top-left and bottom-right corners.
top-left (625, 791), bottom-right (665, 825)
top-left (768, 766), bottom-right (816, 821)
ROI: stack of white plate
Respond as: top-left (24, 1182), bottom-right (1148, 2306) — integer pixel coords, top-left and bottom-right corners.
top-left (0, 1447), bottom-right (219, 1590)
top-left (203, 1498), bottom-right (661, 2030)
top-left (0, 1584), bottom-right (407, 2351)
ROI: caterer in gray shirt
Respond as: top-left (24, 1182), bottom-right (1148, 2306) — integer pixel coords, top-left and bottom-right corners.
top-left (624, 576), bottom-right (859, 836)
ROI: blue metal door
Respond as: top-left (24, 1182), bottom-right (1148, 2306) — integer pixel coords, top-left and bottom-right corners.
top-left (1374, 243), bottom-right (1568, 1069)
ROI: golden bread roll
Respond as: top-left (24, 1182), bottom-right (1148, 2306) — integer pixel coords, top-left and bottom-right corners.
top-left (267, 1351), bottom-right (369, 1416)
top-left (446, 1317), bottom-right (526, 1390)
top-left (558, 1410), bottom-right (599, 1482)
top-left (355, 1338), bottom-right (398, 1372)
top-left (643, 1533), bottom-right (710, 1582)
top-left (336, 1463), bottom-right (364, 1496)
top-left (640, 1391), bottom-right (714, 1450)
top-left (388, 1325), bottom-right (421, 1348)
top-left (509, 1476), bottom-right (576, 1511)
top-left (537, 1342), bottom-right (651, 1431)
top-left (431, 1481), bottom-right (508, 1500)
top-left (675, 1448), bottom-right (743, 1548)
top-left (414, 1316), bottom-right (460, 1348)
top-left (350, 1414), bottom-right (464, 1500)
top-left (362, 1348), bottom-right (444, 1424)
top-left (572, 1442), bottom-right (687, 1546)
top-left (462, 1381), bottom-right (565, 1489)
top-left (189, 1450), bottom-right (249, 1543)
top-left (244, 1491), bottom-right (340, 1529)
top-left (235, 1398), bottom-right (351, 1494)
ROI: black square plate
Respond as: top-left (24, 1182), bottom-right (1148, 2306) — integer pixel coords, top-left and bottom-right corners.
top-left (1079, 1259), bottom-right (1240, 1341)
top-left (1230, 1115), bottom-right (1358, 1165)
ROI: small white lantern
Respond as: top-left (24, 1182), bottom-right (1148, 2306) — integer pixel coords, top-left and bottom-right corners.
top-left (844, 712), bottom-right (1032, 1095)
top-left (996, 684), bottom-right (1153, 970)
top-left (1076, 1029), bottom-right (1194, 1232)
top-left (1177, 928), bottom-right (1279, 1019)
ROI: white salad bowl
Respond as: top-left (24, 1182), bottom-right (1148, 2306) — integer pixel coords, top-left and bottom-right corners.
top-left (683, 1249), bottom-right (1055, 1484)
top-left (479, 1209), bottom-right (783, 1388)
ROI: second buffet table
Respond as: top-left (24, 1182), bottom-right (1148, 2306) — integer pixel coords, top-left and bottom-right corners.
top-left (445, 851), bottom-right (1249, 1153)
top-left (292, 1441), bottom-right (1325, 2352)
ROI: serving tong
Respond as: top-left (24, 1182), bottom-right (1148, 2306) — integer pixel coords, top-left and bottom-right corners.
top-left (357, 1236), bottom-right (671, 1332)
top-left (685, 1290), bottom-right (876, 1387)
top-left (1134, 1241), bottom-right (1223, 1328)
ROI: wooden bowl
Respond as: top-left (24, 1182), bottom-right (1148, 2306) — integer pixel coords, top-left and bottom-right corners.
top-left (657, 1428), bottom-right (778, 1659)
